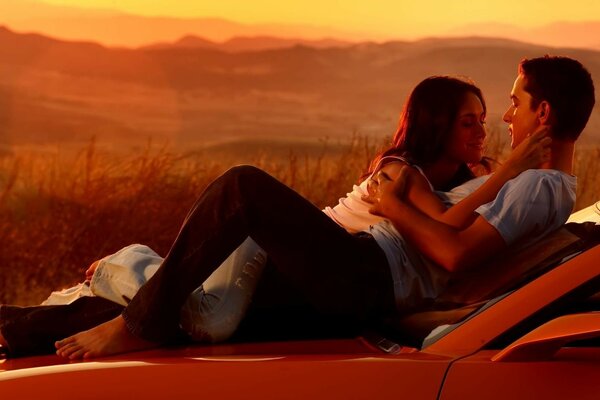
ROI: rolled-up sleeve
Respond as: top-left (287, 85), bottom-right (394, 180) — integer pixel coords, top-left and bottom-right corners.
top-left (476, 170), bottom-right (574, 246)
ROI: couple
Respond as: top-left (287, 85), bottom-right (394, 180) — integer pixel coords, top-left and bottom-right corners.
top-left (0, 55), bottom-right (595, 359)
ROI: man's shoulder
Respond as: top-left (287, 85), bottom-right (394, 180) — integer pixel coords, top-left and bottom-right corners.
top-left (510, 169), bottom-right (575, 189)
top-left (516, 168), bottom-right (568, 179)
top-left (482, 169), bottom-right (575, 210)
top-left (477, 169), bottom-right (577, 247)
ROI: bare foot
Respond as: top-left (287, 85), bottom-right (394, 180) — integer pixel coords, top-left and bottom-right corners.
top-left (0, 330), bottom-right (7, 348)
top-left (0, 308), bottom-right (8, 349)
top-left (0, 330), bottom-right (7, 353)
top-left (55, 315), bottom-right (157, 359)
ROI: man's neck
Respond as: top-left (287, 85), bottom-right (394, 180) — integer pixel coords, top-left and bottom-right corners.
top-left (540, 139), bottom-right (575, 174)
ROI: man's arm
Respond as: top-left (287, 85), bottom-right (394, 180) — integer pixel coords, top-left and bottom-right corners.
top-left (386, 201), bottom-right (506, 273)
top-left (368, 167), bottom-right (507, 273)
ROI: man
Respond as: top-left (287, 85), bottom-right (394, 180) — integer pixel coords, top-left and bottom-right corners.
top-left (50, 55), bottom-right (595, 359)
top-left (368, 55), bottom-right (595, 274)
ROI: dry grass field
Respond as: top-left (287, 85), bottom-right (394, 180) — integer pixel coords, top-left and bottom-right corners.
top-left (0, 135), bottom-right (377, 305)
top-left (0, 132), bottom-right (598, 305)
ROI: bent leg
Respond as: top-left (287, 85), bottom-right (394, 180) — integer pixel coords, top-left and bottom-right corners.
top-left (57, 166), bottom-right (394, 358)
top-left (124, 165), bottom-right (392, 342)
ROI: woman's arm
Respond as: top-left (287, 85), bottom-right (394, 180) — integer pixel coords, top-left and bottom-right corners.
top-left (367, 167), bottom-right (505, 273)
top-left (439, 128), bottom-right (551, 228)
top-left (367, 162), bottom-right (446, 219)
top-left (368, 128), bottom-right (551, 229)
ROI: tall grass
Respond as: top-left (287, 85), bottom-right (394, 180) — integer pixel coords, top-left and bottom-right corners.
top-left (0, 134), bottom-right (598, 305)
top-left (573, 146), bottom-right (600, 208)
top-left (0, 136), bottom-right (377, 305)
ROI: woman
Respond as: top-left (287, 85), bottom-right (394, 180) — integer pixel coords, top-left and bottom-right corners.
top-left (0, 76), bottom-right (548, 357)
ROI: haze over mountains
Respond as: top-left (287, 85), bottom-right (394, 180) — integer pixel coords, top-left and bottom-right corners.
top-left (0, 0), bottom-right (370, 47)
top-left (449, 21), bottom-right (600, 51)
top-left (144, 36), bottom-right (354, 53)
top-left (0, 25), bottom-right (599, 149)
top-left (3, 0), bottom-right (600, 50)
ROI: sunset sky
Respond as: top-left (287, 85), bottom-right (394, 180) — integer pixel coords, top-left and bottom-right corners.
top-left (3, 0), bottom-right (599, 43)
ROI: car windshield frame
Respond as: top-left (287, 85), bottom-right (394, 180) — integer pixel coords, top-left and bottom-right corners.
top-left (420, 242), bottom-right (598, 349)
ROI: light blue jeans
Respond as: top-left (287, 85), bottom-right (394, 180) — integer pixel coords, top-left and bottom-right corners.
top-left (180, 238), bottom-right (266, 342)
top-left (43, 238), bottom-right (267, 343)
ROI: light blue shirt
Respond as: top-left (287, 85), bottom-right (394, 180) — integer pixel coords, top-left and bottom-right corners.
top-left (476, 169), bottom-right (576, 248)
top-left (370, 169), bottom-right (576, 311)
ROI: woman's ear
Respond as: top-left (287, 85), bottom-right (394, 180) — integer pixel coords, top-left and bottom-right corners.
top-left (538, 101), bottom-right (551, 125)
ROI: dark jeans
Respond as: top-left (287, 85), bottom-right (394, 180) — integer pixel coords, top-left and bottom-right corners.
top-left (0, 166), bottom-right (395, 356)
top-left (123, 165), bottom-right (395, 342)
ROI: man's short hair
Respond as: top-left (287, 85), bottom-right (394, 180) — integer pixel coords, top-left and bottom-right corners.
top-left (519, 55), bottom-right (595, 141)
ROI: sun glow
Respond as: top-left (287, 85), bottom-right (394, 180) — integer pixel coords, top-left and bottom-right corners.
top-left (29, 0), bottom-right (600, 39)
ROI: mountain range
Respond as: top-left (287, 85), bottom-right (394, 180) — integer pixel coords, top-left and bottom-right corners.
top-left (0, 0), bottom-right (368, 47)
top-left (448, 21), bottom-right (600, 51)
top-left (0, 26), bottom-right (599, 148)
top-left (2, 0), bottom-right (600, 50)
top-left (143, 36), bottom-right (354, 52)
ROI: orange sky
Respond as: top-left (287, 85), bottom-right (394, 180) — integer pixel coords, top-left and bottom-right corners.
top-left (16, 0), bottom-right (600, 39)
top-left (1, 0), bottom-right (599, 47)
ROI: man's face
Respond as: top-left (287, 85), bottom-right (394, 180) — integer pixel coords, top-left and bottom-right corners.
top-left (503, 74), bottom-right (541, 148)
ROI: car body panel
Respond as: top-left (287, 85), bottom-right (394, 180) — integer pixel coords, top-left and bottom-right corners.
top-left (440, 348), bottom-right (600, 400)
top-left (424, 244), bottom-right (600, 357)
top-left (492, 312), bottom-right (600, 361)
top-left (0, 339), bottom-right (453, 400)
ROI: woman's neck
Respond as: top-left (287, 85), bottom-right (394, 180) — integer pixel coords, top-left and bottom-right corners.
top-left (421, 160), bottom-right (461, 190)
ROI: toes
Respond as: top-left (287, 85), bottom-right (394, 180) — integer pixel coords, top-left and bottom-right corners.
top-left (55, 336), bottom-right (76, 349)
top-left (68, 347), bottom-right (88, 360)
top-left (57, 342), bottom-right (82, 358)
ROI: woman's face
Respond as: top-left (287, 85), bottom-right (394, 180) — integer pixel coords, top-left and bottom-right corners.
top-left (445, 92), bottom-right (487, 164)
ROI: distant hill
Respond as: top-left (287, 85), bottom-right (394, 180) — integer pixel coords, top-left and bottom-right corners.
top-left (0, 26), bottom-right (598, 148)
top-left (449, 21), bottom-right (600, 51)
top-left (143, 35), bottom-right (353, 52)
top-left (4, 0), bottom-right (600, 50)
top-left (0, 0), bottom-right (364, 47)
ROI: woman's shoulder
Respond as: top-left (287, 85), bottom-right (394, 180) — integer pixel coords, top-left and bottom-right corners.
top-left (380, 155), bottom-right (410, 164)
top-left (374, 155), bottom-right (410, 172)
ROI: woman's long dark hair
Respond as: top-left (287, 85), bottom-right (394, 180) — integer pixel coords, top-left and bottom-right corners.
top-left (366, 76), bottom-right (490, 190)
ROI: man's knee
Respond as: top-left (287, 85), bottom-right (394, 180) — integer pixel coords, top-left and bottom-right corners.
top-left (220, 165), bottom-right (276, 192)
top-left (220, 165), bottom-right (264, 184)
top-left (224, 165), bottom-right (263, 178)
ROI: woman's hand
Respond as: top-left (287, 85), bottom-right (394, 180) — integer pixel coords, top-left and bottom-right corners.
top-left (503, 126), bottom-right (552, 177)
top-left (85, 260), bottom-right (100, 281)
top-left (363, 164), bottom-right (413, 218)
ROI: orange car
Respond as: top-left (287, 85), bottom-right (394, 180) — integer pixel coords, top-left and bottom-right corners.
top-left (1, 202), bottom-right (600, 400)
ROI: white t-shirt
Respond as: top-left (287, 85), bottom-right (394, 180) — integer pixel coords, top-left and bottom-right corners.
top-left (322, 155), bottom-right (428, 234)
top-left (322, 178), bottom-right (386, 234)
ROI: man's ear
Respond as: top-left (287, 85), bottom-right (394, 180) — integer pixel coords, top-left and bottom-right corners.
top-left (538, 101), bottom-right (551, 125)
